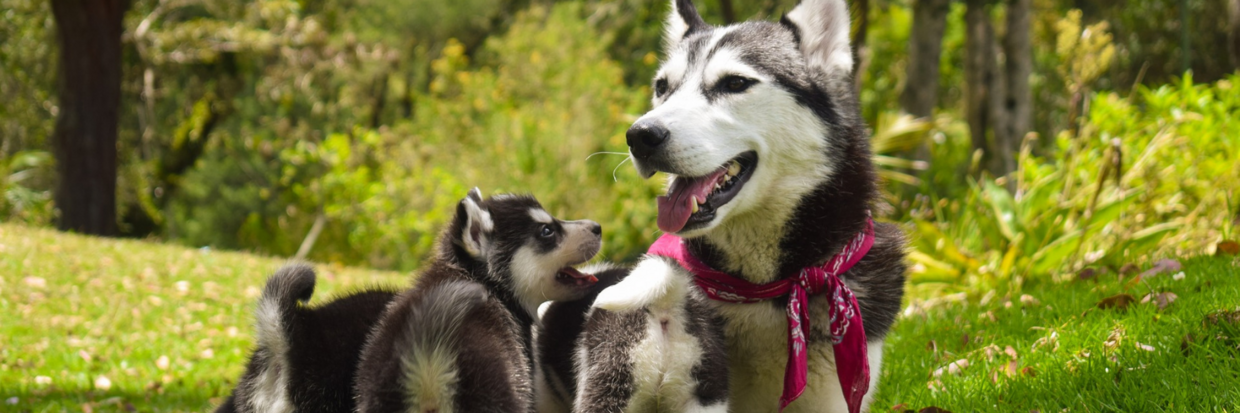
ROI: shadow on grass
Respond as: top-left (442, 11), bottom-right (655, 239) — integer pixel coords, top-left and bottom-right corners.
top-left (1, 386), bottom-right (231, 413)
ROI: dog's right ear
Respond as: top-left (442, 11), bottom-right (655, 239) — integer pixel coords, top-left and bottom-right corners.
top-left (453, 189), bottom-right (494, 258)
top-left (665, 0), bottom-right (708, 47)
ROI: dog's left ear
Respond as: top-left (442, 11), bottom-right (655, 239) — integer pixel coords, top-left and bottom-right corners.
top-left (454, 189), bottom-right (494, 258)
top-left (782, 0), bottom-right (854, 79)
top-left (665, 0), bottom-right (709, 47)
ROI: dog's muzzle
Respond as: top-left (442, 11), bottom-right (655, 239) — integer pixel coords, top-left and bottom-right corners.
top-left (626, 121), bottom-right (670, 178)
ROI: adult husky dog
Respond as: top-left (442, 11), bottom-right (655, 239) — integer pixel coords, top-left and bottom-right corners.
top-left (593, 0), bottom-right (906, 411)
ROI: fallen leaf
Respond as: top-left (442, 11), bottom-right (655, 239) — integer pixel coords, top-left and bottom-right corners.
top-left (1097, 294), bottom-right (1136, 311)
top-left (78, 350), bottom-right (92, 363)
top-left (919, 408), bottom-right (953, 413)
top-left (1218, 240), bottom-right (1240, 255)
top-left (1020, 294), bottom-right (1039, 306)
top-left (926, 340), bottom-right (937, 352)
top-left (1105, 326), bottom-right (1125, 351)
top-left (1005, 345), bottom-right (1018, 359)
top-left (927, 379), bottom-right (944, 392)
top-left (1077, 268), bottom-right (1097, 281)
top-left (23, 277), bottom-right (46, 289)
top-left (932, 359), bottom-right (969, 377)
top-left (1204, 309), bottom-right (1240, 326)
top-left (1135, 342), bottom-right (1155, 352)
top-left (1021, 366), bottom-right (1037, 377)
top-left (1140, 292), bottom-right (1178, 311)
top-left (890, 403), bottom-right (908, 411)
top-left (1140, 259), bottom-right (1182, 279)
top-left (94, 375), bottom-right (112, 391)
top-left (1003, 360), bottom-right (1019, 377)
top-left (1119, 263), bottom-right (1140, 276)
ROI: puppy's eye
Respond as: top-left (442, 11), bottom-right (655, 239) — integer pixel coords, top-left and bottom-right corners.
top-left (539, 225), bottom-right (555, 238)
top-left (719, 75), bottom-right (755, 93)
top-left (654, 78), bottom-right (669, 97)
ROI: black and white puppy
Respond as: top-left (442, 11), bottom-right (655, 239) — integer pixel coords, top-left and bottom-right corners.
top-left (215, 264), bottom-right (398, 413)
top-left (537, 261), bottom-right (728, 413)
top-left (354, 189), bottom-right (603, 413)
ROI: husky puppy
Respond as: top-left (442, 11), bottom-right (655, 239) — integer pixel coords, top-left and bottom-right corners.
top-left (596, 0), bottom-right (907, 412)
top-left (534, 262), bottom-right (728, 413)
top-left (214, 264), bottom-right (398, 413)
top-left (354, 189), bottom-right (603, 413)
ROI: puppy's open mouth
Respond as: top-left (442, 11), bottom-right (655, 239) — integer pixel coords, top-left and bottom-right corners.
top-left (656, 151), bottom-right (757, 233)
top-left (555, 267), bottom-right (598, 287)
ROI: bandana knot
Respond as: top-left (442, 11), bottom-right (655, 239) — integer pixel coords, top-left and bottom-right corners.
top-left (647, 218), bottom-right (875, 413)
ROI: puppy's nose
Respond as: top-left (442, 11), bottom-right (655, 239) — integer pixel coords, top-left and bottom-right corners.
top-left (587, 221), bottom-right (602, 236)
top-left (626, 121), bottom-right (669, 160)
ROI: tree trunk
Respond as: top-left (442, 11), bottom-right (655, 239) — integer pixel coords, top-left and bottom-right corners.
top-left (50, 0), bottom-right (131, 236)
top-left (901, 0), bottom-right (952, 119)
top-left (853, 0), bottom-right (871, 92)
top-left (719, 0), bottom-right (736, 24)
top-left (998, 0), bottom-right (1032, 177)
top-left (964, 0), bottom-right (993, 174)
top-left (1229, 0), bottom-right (1240, 70)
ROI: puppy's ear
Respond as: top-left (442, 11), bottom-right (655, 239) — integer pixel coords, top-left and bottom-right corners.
top-left (453, 191), bottom-right (493, 258)
top-left (781, 0), bottom-right (854, 79)
top-left (665, 0), bottom-right (708, 48)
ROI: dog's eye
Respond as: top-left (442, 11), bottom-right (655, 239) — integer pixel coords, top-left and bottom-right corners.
top-left (720, 76), bottom-right (754, 93)
top-left (539, 224), bottom-right (555, 238)
top-left (654, 78), bottom-right (669, 97)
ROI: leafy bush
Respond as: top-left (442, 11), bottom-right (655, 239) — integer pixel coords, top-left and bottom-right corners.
top-left (907, 73), bottom-right (1240, 291)
top-left (173, 3), bottom-right (656, 270)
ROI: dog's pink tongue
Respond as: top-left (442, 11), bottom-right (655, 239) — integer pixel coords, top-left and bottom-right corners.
top-left (656, 168), bottom-right (727, 233)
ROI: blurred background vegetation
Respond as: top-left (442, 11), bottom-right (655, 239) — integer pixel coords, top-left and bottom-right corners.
top-left (1, 0), bottom-right (1238, 292)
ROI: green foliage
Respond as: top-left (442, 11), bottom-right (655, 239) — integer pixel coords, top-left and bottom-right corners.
top-left (0, 151), bottom-right (54, 225)
top-left (175, 3), bottom-right (656, 270)
top-left (907, 74), bottom-right (1240, 291)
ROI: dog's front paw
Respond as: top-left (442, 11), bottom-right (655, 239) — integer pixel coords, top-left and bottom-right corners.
top-left (592, 257), bottom-right (687, 312)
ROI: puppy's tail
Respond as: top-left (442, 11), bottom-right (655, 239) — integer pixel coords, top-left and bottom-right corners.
top-left (255, 264), bottom-right (316, 355)
top-left (398, 281), bottom-right (490, 413)
top-left (591, 257), bottom-right (690, 313)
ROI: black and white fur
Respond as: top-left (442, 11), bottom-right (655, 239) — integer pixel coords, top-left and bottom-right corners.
top-left (596, 0), bottom-right (907, 411)
top-left (534, 261), bottom-right (729, 413)
top-left (354, 189), bottom-right (603, 413)
top-left (214, 264), bottom-right (398, 413)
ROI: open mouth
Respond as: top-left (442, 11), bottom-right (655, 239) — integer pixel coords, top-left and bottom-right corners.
top-left (656, 151), bottom-right (757, 233)
top-left (555, 267), bottom-right (598, 287)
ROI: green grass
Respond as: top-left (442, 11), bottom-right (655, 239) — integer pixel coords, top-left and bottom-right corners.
top-left (0, 224), bottom-right (407, 412)
top-left (875, 256), bottom-right (1240, 412)
top-left (2, 223), bottom-right (1238, 412)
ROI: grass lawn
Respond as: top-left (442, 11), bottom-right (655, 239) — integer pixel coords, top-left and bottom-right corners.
top-left (2, 223), bottom-right (1238, 412)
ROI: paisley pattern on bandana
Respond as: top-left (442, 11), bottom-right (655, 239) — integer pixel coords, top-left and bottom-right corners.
top-left (647, 217), bottom-right (876, 413)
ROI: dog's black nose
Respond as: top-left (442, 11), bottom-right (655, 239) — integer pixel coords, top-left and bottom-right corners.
top-left (626, 122), bottom-right (669, 160)
top-left (588, 221), bottom-right (602, 235)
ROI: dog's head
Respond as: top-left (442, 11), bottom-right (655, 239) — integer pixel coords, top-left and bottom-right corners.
top-left (627, 0), bottom-right (861, 237)
top-left (449, 188), bottom-right (604, 314)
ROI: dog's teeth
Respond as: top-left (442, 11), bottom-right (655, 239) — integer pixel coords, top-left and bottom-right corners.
top-left (728, 161), bottom-right (741, 177)
top-left (691, 198), bottom-right (700, 213)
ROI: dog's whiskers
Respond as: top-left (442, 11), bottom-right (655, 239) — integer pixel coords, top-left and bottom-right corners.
top-left (611, 157), bottom-right (633, 182)
top-left (585, 151), bottom-right (630, 161)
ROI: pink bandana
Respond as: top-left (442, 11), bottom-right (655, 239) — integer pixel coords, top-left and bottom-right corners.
top-left (647, 218), bottom-right (874, 413)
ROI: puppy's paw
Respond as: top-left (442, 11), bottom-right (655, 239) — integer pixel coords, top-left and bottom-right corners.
top-left (592, 257), bottom-right (686, 312)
